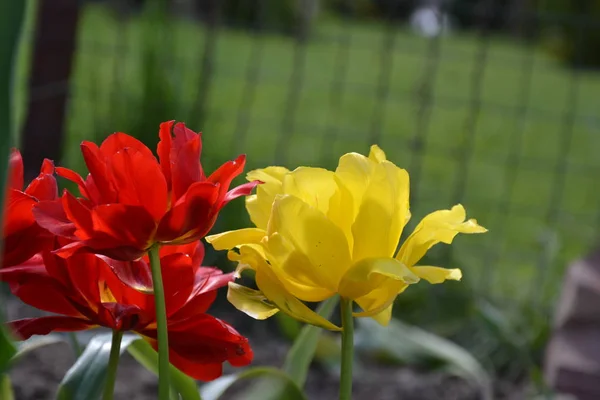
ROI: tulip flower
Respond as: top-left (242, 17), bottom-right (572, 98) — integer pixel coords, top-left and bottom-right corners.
top-left (28, 122), bottom-right (257, 399)
top-left (207, 145), bottom-right (486, 399)
top-left (3, 149), bottom-right (58, 268)
top-left (32, 121), bottom-right (259, 262)
top-left (0, 241), bottom-right (253, 381)
top-left (207, 145), bottom-right (487, 328)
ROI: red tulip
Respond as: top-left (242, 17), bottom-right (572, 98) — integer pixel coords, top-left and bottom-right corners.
top-left (0, 241), bottom-right (253, 380)
top-left (32, 121), bottom-right (259, 261)
top-left (2, 149), bottom-right (58, 268)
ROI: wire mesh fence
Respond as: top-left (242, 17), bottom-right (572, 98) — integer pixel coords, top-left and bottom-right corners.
top-left (14, 0), bottom-right (600, 387)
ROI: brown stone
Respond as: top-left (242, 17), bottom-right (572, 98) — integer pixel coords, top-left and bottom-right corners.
top-left (545, 248), bottom-right (600, 400)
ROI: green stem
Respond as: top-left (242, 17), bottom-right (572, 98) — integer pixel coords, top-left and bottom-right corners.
top-left (149, 244), bottom-right (170, 400)
top-left (68, 332), bottom-right (82, 357)
top-left (102, 330), bottom-right (123, 400)
top-left (339, 298), bottom-right (354, 400)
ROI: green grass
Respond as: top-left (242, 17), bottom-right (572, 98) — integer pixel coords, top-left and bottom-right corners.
top-left (61, 4), bottom-right (600, 309)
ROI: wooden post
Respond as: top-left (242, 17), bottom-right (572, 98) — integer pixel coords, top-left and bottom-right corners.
top-left (20, 0), bottom-right (80, 180)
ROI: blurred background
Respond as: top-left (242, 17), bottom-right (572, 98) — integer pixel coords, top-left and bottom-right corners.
top-left (8, 0), bottom-right (600, 398)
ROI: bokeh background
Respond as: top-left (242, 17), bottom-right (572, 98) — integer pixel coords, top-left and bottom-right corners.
top-left (8, 0), bottom-right (600, 398)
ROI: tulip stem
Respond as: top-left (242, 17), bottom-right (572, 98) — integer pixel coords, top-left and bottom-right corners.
top-left (68, 332), bottom-right (82, 356)
top-left (149, 244), bottom-right (170, 400)
top-left (339, 298), bottom-right (354, 400)
top-left (103, 330), bottom-right (123, 400)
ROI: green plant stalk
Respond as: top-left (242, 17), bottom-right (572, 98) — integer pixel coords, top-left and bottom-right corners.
top-left (68, 332), bottom-right (83, 357)
top-left (339, 298), bottom-right (354, 400)
top-left (102, 330), bottom-right (124, 400)
top-left (149, 244), bottom-right (170, 400)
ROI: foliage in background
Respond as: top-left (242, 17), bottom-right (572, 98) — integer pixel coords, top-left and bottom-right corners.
top-left (0, 0), bottom-right (26, 379)
top-left (105, 0), bottom-right (186, 150)
top-left (220, 0), bottom-right (309, 35)
top-left (539, 0), bottom-right (600, 67)
top-left (34, 0), bottom-right (600, 391)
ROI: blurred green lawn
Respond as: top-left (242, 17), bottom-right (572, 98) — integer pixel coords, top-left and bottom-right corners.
top-left (23, 4), bottom-right (600, 309)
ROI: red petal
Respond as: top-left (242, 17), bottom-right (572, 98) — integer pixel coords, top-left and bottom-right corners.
top-left (8, 149), bottom-right (24, 190)
top-left (91, 204), bottom-right (156, 253)
top-left (159, 241), bottom-right (205, 267)
top-left (4, 190), bottom-right (36, 235)
top-left (142, 337), bottom-right (224, 381)
top-left (171, 270), bottom-right (233, 320)
top-left (170, 122), bottom-right (203, 201)
top-left (194, 269), bottom-right (235, 295)
top-left (65, 243), bottom-right (147, 262)
top-left (155, 182), bottom-right (219, 243)
top-left (40, 158), bottom-right (54, 174)
top-left (160, 253), bottom-right (196, 316)
top-left (33, 198), bottom-right (76, 238)
top-left (56, 167), bottom-right (93, 201)
top-left (3, 225), bottom-right (51, 268)
top-left (222, 180), bottom-right (260, 207)
top-left (63, 191), bottom-right (94, 239)
top-left (52, 240), bottom-right (87, 258)
top-left (97, 303), bottom-right (146, 331)
top-left (157, 121), bottom-right (175, 191)
top-left (61, 253), bottom-right (107, 306)
top-left (167, 315), bottom-right (252, 366)
top-left (81, 141), bottom-right (117, 203)
top-left (173, 122), bottom-right (199, 143)
top-left (0, 265), bottom-right (82, 317)
top-left (141, 315), bottom-right (252, 380)
top-left (100, 256), bottom-right (154, 293)
top-left (9, 316), bottom-right (94, 340)
top-left (100, 132), bottom-right (156, 160)
top-left (109, 147), bottom-right (168, 221)
top-left (24, 158), bottom-right (57, 201)
top-left (207, 155), bottom-right (247, 204)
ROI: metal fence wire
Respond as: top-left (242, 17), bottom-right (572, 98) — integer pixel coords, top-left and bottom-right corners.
top-left (16, 0), bottom-right (600, 385)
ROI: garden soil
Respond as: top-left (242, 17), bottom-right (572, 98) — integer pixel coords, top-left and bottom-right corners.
top-left (5, 296), bottom-right (522, 400)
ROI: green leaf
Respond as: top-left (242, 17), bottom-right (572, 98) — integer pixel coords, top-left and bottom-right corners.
top-left (56, 333), bottom-right (202, 400)
top-left (0, 325), bottom-right (16, 374)
top-left (14, 334), bottom-right (65, 361)
top-left (274, 313), bottom-right (302, 341)
top-left (0, 0), bottom-right (26, 379)
top-left (0, 374), bottom-right (14, 400)
top-left (56, 333), bottom-right (139, 400)
top-left (1, 333), bottom-right (66, 378)
top-left (200, 367), bottom-right (307, 400)
top-left (242, 296), bottom-right (339, 400)
top-left (282, 295), bottom-right (339, 386)
top-left (127, 339), bottom-right (202, 400)
top-left (356, 318), bottom-right (493, 400)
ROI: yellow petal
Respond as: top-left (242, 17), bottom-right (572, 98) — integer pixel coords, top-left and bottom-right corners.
top-left (205, 228), bottom-right (266, 250)
top-left (247, 166), bottom-right (289, 184)
top-left (267, 194), bottom-right (352, 290)
top-left (397, 204), bottom-right (487, 267)
top-left (282, 167), bottom-right (337, 215)
top-left (231, 244), bottom-right (341, 331)
top-left (326, 176), bottom-right (356, 253)
top-left (265, 232), bottom-right (335, 302)
top-left (246, 167), bottom-right (289, 230)
top-left (353, 282), bottom-right (409, 324)
top-left (335, 152), bottom-right (376, 218)
top-left (370, 304), bottom-right (393, 326)
top-left (256, 267), bottom-right (341, 331)
top-left (228, 245), bottom-right (326, 301)
top-left (227, 282), bottom-right (280, 319)
top-left (412, 266), bottom-right (462, 284)
top-left (338, 257), bottom-right (419, 300)
top-left (368, 145), bottom-right (387, 163)
top-left (351, 161), bottom-right (410, 260)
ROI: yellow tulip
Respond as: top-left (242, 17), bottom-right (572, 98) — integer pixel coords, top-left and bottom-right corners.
top-left (206, 145), bottom-right (487, 330)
